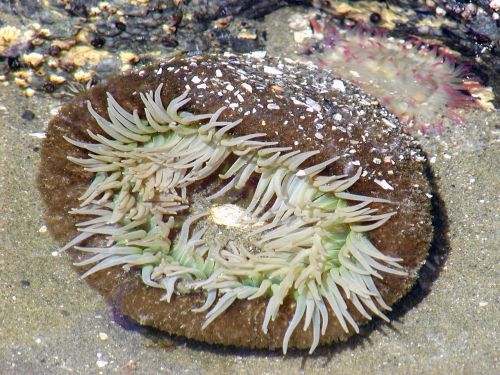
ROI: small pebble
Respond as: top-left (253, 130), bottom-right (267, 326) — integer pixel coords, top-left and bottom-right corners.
top-left (24, 88), bottom-right (35, 97)
top-left (22, 110), bottom-right (35, 121)
top-left (263, 66), bottom-right (283, 75)
top-left (21, 280), bottom-right (31, 288)
top-left (48, 45), bottom-right (61, 56)
top-left (28, 132), bottom-right (46, 139)
top-left (96, 359), bottom-right (108, 368)
top-left (332, 80), bottom-right (345, 92)
top-left (89, 34), bottom-right (105, 48)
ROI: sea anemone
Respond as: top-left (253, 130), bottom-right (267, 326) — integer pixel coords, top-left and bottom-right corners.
top-left (308, 26), bottom-right (493, 133)
top-left (38, 53), bottom-right (432, 353)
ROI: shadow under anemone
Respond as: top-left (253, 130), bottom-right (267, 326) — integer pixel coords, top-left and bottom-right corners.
top-left (38, 53), bottom-right (435, 354)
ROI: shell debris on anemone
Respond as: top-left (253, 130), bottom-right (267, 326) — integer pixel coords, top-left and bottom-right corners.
top-left (307, 24), bottom-right (494, 134)
top-left (38, 53), bottom-right (433, 353)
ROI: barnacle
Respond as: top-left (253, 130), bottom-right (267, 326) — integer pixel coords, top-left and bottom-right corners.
top-left (39, 53), bottom-right (433, 353)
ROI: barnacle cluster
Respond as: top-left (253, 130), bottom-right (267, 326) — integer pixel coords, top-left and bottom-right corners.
top-left (62, 82), bottom-right (406, 353)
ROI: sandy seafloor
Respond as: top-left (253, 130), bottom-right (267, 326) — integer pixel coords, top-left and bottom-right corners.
top-left (0, 6), bottom-right (499, 375)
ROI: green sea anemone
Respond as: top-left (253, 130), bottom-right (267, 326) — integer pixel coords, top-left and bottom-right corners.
top-left (38, 53), bottom-right (432, 353)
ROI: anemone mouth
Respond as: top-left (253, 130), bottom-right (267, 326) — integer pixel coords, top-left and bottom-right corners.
top-left (59, 80), bottom-right (409, 354)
